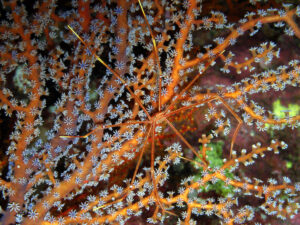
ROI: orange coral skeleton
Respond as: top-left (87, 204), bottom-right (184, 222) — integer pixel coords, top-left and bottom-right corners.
top-left (60, 0), bottom-right (244, 215)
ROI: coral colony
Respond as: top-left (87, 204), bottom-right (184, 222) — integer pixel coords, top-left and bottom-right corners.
top-left (0, 0), bottom-right (300, 224)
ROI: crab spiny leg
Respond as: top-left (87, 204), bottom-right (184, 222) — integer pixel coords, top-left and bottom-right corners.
top-left (67, 25), bottom-right (151, 120)
top-left (138, 0), bottom-right (163, 111)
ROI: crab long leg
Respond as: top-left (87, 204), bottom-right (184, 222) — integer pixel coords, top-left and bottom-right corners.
top-left (68, 25), bottom-right (151, 120)
top-left (129, 124), bottom-right (152, 187)
top-left (165, 52), bottom-right (224, 113)
top-left (164, 95), bottom-right (218, 118)
top-left (165, 94), bottom-right (242, 159)
top-left (138, 0), bottom-right (163, 111)
top-left (60, 120), bottom-right (150, 139)
top-left (150, 122), bottom-right (177, 216)
top-left (214, 96), bottom-right (243, 159)
top-left (93, 124), bottom-right (152, 211)
top-left (165, 118), bottom-right (207, 167)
